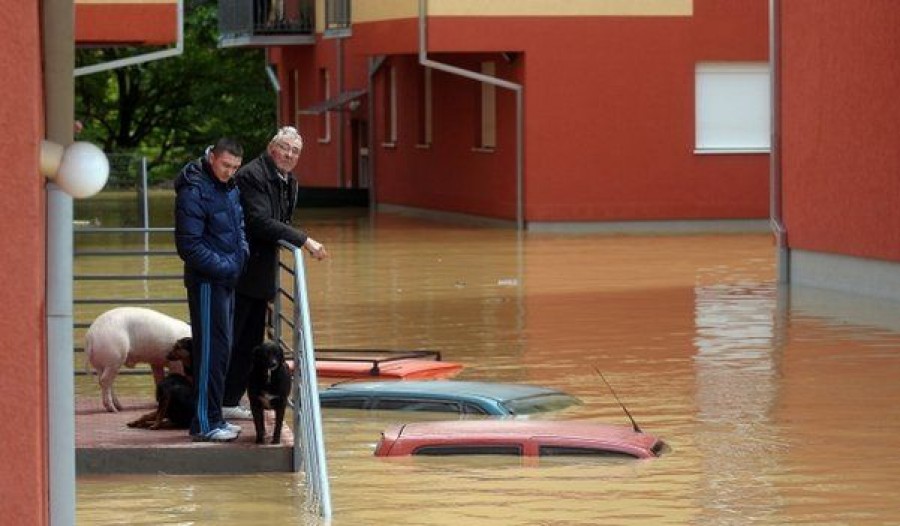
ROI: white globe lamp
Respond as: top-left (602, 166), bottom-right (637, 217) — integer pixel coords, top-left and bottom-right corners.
top-left (40, 140), bottom-right (109, 198)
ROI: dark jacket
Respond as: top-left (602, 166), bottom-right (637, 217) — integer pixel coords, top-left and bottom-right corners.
top-left (235, 152), bottom-right (308, 299)
top-left (174, 157), bottom-right (249, 287)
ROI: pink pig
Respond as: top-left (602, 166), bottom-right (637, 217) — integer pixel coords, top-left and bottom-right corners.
top-left (85, 307), bottom-right (192, 412)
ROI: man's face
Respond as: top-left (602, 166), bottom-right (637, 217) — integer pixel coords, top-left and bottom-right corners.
top-left (209, 151), bottom-right (242, 182)
top-left (269, 137), bottom-right (302, 173)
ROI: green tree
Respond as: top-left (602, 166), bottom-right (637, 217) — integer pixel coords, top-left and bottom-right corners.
top-left (75, 1), bottom-right (276, 183)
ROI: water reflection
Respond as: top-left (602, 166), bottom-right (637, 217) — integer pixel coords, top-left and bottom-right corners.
top-left (693, 281), bottom-right (783, 524)
top-left (75, 204), bottom-right (900, 525)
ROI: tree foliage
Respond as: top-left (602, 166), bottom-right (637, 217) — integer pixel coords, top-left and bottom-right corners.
top-left (75, 1), bottom-right (276, 183)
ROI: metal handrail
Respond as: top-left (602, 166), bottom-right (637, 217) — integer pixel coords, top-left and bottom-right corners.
top-left (73, 228), bottom-right (183, 305)
top-left (75, 298), bottom-right (185, 305)
top-left (73, 227), bottom-right (187, 360)
top-left (74, 227), bottom-right (176, 233)
top-left (275, 240), bottom-right (332, 519)
top-left (75, 250), bottom-right (178, 256)
top-left (74, 274), bottom-right (182, 280)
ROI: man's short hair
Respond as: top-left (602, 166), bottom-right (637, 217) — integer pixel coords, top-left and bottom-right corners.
top-left (269, 126), bottom-right (303, 150)
top-left (211, 137), bottom-right (244, 158)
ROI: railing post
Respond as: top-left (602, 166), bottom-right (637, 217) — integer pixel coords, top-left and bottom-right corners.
top-left (140, 156), bottom-right (151, 297)
top-left (277, 241), bottom-right (332, 519)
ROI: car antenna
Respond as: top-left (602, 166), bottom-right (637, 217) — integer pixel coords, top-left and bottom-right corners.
top-left (594, 367), bottom-right (642, 434)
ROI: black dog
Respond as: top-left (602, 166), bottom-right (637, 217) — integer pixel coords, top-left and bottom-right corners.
top-left (248, 341), bottom-right (292, 444)
top-left (127, 337), bottom-right (194, 430)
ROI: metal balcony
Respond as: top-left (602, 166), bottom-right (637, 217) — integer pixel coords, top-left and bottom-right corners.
top-left (218, 0), bottom-right (315, 47)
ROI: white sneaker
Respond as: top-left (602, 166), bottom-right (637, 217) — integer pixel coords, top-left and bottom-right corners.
top-left (220, 422), bottom-right (242, 434)
top-left (222, 405), bottom-right (253, 420)
top-left (192, 427), bottom-right (238, 442)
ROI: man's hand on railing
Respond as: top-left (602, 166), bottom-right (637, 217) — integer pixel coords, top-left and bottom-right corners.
top-left (304, 237), bottom-right (329, 260)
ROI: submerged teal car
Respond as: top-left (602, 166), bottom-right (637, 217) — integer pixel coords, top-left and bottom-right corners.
top-left (318, 380), bottom-right (581, 415)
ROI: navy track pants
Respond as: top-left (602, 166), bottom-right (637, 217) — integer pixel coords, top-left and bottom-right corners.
top-left (186, 281), bottom-right (235, 436)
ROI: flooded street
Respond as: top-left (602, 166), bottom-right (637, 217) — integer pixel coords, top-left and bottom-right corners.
top-left (76, 205), bottom-right (900, 525)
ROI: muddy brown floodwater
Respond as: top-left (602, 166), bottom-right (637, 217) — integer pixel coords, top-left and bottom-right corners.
top-left (76, 208), bottom-right (900, 525)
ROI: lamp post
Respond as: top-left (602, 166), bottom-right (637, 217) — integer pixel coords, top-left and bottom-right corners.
top-left (42, 2), bottom-right (109, 523)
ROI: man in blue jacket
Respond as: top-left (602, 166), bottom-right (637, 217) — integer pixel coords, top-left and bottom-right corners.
top-left (174, 137), bottom-right (249, 442)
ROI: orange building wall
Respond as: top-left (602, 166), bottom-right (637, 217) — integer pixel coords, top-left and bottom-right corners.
top-left (780, 1), bottom-right (900, 261)
top-left (281, 44), bottom-right (339, 188)
top-left (76, 2), bottom-right (177, 45)
top-left (370, 53), bottom-right (520, 218)
top-left (284, 0), bottom-right (769, 221)
top-left (515, 10), bottom-right (767, 221)
top-left (284, 45), bottom-right (332, 187)
top-left (0, 3), bottom-right (47, 524)
top-left (280, 36), bottom-right (375, 190)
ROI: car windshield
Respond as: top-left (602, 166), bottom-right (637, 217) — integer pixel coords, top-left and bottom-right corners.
top-left (502, 393), bottom-right (580, 415)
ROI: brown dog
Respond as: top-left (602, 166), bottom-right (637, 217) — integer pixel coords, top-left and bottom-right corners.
top-left (127, 337), bottom-right (194, 430)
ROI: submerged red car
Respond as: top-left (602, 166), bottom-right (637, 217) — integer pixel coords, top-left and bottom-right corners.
top-left (374, 420), bottom-right (666, 459)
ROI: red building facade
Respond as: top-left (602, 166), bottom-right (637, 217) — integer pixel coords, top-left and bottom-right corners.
top-left (243, 0), bottom-right (770, 226)
top-left (0, 2), bottom-right (178, 523)
top-left (1, 3), bottom-right (47, 523)
top-left (76, 0), bottom-right (178, 45)
top-left (779, 1), bottom-right (900, 270)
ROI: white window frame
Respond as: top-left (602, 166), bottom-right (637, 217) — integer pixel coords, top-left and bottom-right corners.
top-left (695, 62), bottom-right (770, 154)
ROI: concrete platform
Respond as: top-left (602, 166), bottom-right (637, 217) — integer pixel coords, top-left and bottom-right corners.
top-left (76, 398), bottom-right (295, 475)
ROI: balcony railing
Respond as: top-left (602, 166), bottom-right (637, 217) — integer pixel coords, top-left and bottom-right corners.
top-left (219, 0), bottom-right (314, 43)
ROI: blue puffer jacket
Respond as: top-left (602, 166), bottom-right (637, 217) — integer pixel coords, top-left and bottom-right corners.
top-left (174, 157), bottom-right (249, 287)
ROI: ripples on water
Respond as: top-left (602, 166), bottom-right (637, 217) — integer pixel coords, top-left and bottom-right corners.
top-left (76, 203), bottom-right (900, 525)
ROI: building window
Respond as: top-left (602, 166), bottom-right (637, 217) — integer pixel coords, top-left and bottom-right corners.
top-left (383, 65), bottom-right (397, 147)
top-left (695, 62), bottom-right (770, 154)
top-left (417, 66), bottom-right (433, 147)
top-left (318, 67), bottom-right (331, 143)
top-left (325, 0), bottom-right (351, 37)
top-left (477, 61), bottom-right (497, 150)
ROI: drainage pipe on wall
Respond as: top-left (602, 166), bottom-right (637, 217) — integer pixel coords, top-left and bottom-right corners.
top-left (265, 49), bottom-right (281, 126)
top-left (336, 37), bottom-right (345, 187)
top-left (368, 55), bottom-right (387, 212)
top-left (74, 0), bottom-right (184, 77)
top-left (769, 0), bottom-right (789, 283)
top-left (44, 0), bottom-right (76, 524)
top-left (417, 0), bottom-right (525, 230)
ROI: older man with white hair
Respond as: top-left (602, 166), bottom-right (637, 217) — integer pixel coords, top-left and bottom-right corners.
top-left (222, 126), bottom-right (328, 419)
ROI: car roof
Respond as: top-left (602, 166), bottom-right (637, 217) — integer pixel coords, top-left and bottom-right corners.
top-left (390, 420), bottom-right (644, 441)
top-left (323, 380), bottom-right (574, 404)
top-left (379, 420), bottom-right (664, 458)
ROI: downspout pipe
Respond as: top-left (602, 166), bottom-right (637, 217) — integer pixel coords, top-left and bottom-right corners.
top-left (265, 64), bottom-right (281, 125)
top-left (368, 56), bottom-right (386, 213)
top-left (265, 65), bottom-right (281, 93)
top-left (43, 0), bottom-right (76, 524)
top-left (74, 0), bottom-right (184, 77)
top-left (769, 0), bottom-right (789, 283)
top-left (417, 0), bottom-right (525, 230)
top-left (337, 37), bottom-right (345, 187)
top-left (263, 48), bottom-right (281, 127)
